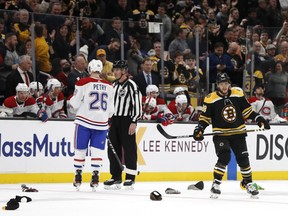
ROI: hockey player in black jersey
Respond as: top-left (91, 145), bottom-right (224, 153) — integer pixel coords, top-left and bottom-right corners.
top-left (193, 73), bottom-right (270, 198)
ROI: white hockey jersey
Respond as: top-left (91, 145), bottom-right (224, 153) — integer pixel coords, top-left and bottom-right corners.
top-left (3, 96), bottom-right (39, 117)
top-left (69, 77), bottom-right (114, 130)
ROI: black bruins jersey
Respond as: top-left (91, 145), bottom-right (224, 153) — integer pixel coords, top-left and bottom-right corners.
top-left (198, 87), bottom-right (259, 136)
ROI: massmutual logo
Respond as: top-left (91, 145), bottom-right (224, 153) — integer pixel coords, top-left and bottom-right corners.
top-left (0, 134), bottom-right (73, 157)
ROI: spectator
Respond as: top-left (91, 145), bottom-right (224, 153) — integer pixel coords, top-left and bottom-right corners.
top-left (105, 17), bottom-right (131, 59)
top-left (52, 24), bottom-right (76, 61)
top-left (154, 3), bottom-right (172, 47)
top-left (264, 61), bottom-right (288, 111)
top-left (13, 9), bottom-right (30, 47)
top-left (166, 51), bottom-right (190, 93)
top-left (89, 38), bottom-right (121, 63)
top-left (80, 17), bottom-right (105, 54)
top-left (55, 58), bottom-right (71, 96)
top-left (202, 42), bottom-right (233, 91)
top-left (5, 55), bottom-right (33, 98)
top-left (106, 0), bottom-right (131, 20)
top-left (216, 3), bottom-right (229, 27)
top-left (127, 37), bottom-right (144, 76)
top-left (168, 28), bottom-right (191, 59)
top-left (133, 57), bottom-right (160, 96)
top-left (66, 55), bottom-right (88, 97)
top-left (34, 23), bottom-right (52, 74)
top-left (96, 49), bottom-right (115, 83)
top-left (128, 0), bottom-right (155, 52)
top-left (226, 42), bottom-right (245, 87)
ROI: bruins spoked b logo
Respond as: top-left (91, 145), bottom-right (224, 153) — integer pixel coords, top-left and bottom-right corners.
top-left (222, 105), bottom-right (236, 122)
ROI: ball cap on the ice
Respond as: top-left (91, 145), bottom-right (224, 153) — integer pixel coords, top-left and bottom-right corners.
top-left (2, 198), bottom-right (20, 210)
top-left (187, 181), bottom-right (204, 190)
top-left (150, 191), bottom-right (162, 201)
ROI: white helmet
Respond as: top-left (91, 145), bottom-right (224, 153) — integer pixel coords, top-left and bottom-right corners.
top-left (16, 83), bottom-right (29, 92)
top-left (47, 78), bottom-right (61, 90)
top-left (145, 97), bottom-right (157, 109)
top-left (173, 87), bottom-right (185, 95)
top-left (176, 95), bottom-right (187, 104)
top-left (29, 81), bottom-right (43, 91)
top-left (88, 59), bottom-right (103, 74)
top-left (146, 85), bottom-right (159, 95)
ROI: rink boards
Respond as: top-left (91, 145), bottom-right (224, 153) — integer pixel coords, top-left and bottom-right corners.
top-left (0, 119), bottom-right (287, 183)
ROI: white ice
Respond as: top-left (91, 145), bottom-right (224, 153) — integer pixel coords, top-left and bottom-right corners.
top-left (1, 180), bottom-right (287, 216)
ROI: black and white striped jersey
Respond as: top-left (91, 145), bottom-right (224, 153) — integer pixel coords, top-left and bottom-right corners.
top-left (113, 78), bottom-right (142, 122)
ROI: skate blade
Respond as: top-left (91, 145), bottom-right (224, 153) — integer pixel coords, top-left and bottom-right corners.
top-left (73, 183), bottom-right (81, 191)
top-left (210, 193), bottom-right (219, 199)
top-left (91, 184), bottom-right (98, 192)
top-left (250, 194), bottom-right (259, 199)
top-left (124, 185), bottom-right (134, 190)
top-left (104, 184), bottom-right (121, 190)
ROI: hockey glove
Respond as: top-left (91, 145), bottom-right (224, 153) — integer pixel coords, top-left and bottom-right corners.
top-left (37, 110), bottom-right (48, 122)
top-left (256, 116), bottom-right (270, 129)
top-left (157, 113), bottom-right (174, 126)
top-left (193, 125), bottom-right (204, 141)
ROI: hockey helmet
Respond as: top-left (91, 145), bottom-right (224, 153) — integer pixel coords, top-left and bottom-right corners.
top-left (146, 84), bottom-right (159, 95)
top-left (113, 60), bottom-right (128, 70)
top-left (29, 81), bottom-right (43, 91)
top-left (176, 94), bottom-right (187, 104)
top-left (88, 59), bottom-right (103, 74)
top-left (216, 73), bottom-right (230, 85)
top-left (16, 83), bottom-right (29, 92)
top-left (46, 78), bottom-right (61, 90)
top-left (173, 87), bottom-right (185, 95)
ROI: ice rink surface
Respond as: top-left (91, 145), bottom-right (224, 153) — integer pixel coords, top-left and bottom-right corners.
top-left (1, 180), bottom-right (287, 216)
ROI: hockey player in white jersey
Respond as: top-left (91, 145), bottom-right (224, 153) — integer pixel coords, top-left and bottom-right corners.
top-left (69, 59), bottom-right (114, 191)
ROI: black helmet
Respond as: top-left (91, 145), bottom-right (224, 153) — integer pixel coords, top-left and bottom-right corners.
top-left (216, 73), bottom-right (230, 84)
top-left (113, 60), bottom-right (128, 69)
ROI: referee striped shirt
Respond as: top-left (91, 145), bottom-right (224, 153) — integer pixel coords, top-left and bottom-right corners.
top-left (113, 78), bottom-right (142, 122)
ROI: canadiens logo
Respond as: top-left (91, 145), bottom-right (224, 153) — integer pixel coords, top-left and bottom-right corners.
top-left (222, 105), bottom-right (236, 122)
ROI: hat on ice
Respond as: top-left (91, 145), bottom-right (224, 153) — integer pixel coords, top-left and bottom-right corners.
top-left (2, 198), bottom-right (19, 210)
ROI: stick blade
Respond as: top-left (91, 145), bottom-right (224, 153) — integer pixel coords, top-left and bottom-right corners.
top-left (156, 124), bottom-right (175, 139)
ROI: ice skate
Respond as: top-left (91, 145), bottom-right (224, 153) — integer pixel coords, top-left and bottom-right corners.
top-left (246, 183), bottom-right (259, 199)
top-left (103, 179), bottom-right (122, 190)
top-left (73, 169), bottom-right (82, 191)
top-left (210, 182), bottom-right (221, 199)
top-left (90, 171), bottom-right (99, 191)
top-left (123, 180), bottom-right (134, 190)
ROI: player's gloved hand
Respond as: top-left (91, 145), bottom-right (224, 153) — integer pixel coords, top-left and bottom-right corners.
top-left (256, 116), bottom-right (270, 129)
top-left (176, 114), bottom-right (184, 121)
top-left (37, 110), bottom-right (48, 122)
top-left (193, 125), bottom-right (204, 141)
top-left (157, 113), bottom-right (174, 126)
top-left (0, 111), bottom-right (7, 117)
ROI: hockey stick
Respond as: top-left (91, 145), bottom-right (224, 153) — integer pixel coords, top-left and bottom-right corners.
top-left (106, 135), bottom-right (140, 176)
top-left (156, 124), bottom-right (267, 139)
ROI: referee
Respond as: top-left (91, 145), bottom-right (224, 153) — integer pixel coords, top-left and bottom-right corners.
top-left (104, 60), bottom-right (142, 189)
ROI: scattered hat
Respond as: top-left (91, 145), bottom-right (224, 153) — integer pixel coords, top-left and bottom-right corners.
top-left (96, 49), bottom-right (106, 56)
top-left (150, 191), bottom-right (162, 201)
top-left (79, 45), bottom-right (89, 61)
top-left (15, 195), bottom-right (32, 203)
top-left (266, 44), bottom-right (276, 50)
top-left (21, 184), bottom-right (39, 192)
top-left (147, 49), bottom-right (156, 57)
top-left (2, 198), bottom-right (19, 210)
top-left (165, 188), bottom-right (181, 194)
top-left (187, 181), bottom-right (204, 190)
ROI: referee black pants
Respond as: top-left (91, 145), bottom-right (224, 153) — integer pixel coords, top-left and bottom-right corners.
top-left (108, 116), bottom-right (137, 181)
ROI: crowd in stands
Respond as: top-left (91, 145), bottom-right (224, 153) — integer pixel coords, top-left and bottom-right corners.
top-left (0, 0), bottom-right (287, 122)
